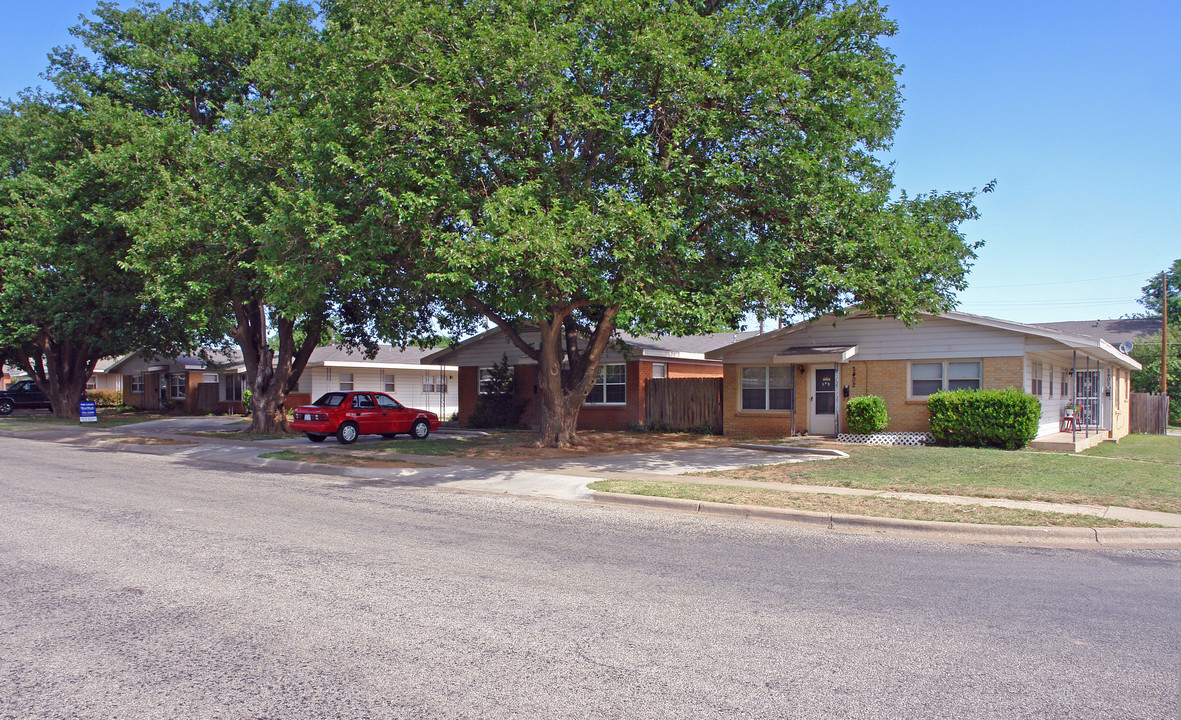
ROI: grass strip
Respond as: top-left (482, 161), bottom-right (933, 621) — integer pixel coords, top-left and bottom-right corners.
top-left (708, 439), bottom-right (1181, 514)
top-left (189, 430), bottom-right (297, 441)
top-left (590, 480), bottom-right (1154, 528)
top-left (0, 413), bottom-right (167, 428)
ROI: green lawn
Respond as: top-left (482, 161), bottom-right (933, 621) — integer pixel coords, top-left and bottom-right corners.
top-left (588, 480), bottom-right (1153, 528)
top-left (697, 436), bottom-right (1181, 514)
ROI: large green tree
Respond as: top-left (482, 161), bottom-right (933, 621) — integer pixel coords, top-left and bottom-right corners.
top-left (0, 94), bottom-right (182, 418)
top-left (53, 0), bottom-right (432, 432)
top-left (329, 0), bottom-right (985, 446)
top-left (1138, 258), bottom-right (1181, 320)
top-left (1129, 329), bottom-right (1180, 424)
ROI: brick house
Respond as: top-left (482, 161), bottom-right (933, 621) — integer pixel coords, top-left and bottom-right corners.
top-left (423, 327), bottom-right (758, 430)
top-left (706, 310), bottom-right (1142, 448)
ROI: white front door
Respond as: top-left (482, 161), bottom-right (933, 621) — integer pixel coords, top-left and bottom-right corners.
top-left (809, 365), bottom-right (837, 435)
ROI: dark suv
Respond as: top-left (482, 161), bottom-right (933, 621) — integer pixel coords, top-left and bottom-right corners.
top-left (0, 380), bottom-right (53, 415)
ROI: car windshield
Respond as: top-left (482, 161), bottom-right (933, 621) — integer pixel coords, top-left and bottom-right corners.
top-left (311, 393), bottom-right (348, 407)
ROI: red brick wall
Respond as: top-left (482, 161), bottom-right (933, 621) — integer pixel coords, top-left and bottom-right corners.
top-left (456, 366), bottom-right (480, 426)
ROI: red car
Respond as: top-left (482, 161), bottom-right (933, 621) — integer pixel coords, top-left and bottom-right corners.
top-left (290, 391), bottom-right (440, 444)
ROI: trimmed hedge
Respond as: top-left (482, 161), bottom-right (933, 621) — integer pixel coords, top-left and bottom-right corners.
top-left (846, 395), bottom-right (888, 434)
top-left (927, 388), bottom-right (1041, 450)
top-left (86, 390), bottom-right (123, 407)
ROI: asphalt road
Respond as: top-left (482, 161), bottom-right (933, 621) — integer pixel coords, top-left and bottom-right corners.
top-left (1, 437), bottom-right (1178, 720)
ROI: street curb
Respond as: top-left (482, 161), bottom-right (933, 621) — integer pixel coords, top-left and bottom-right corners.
top-left (734, 443), bottom-right (849, 458)
top-left (591, 492), bottom-right (1181, 549)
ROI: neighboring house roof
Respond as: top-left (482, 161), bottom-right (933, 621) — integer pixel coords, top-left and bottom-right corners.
top-left (422, 327), bottom-right (761, 365)
top-left (705, 309), bottom-right (1142, 371)
top-left (305, 345), bottom-right (455, 370)
top-left (105, 349), bottom-right (243, 374)
top-left (1032, 318), bottom-right (1161, 347)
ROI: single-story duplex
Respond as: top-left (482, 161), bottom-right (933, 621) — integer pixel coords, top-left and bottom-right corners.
top-left (423, 327), bottom-right (758, 430)
top-left (706, 310), bottom-right (1142, 450)
top-left (109, 345), bottom-right (457, 417)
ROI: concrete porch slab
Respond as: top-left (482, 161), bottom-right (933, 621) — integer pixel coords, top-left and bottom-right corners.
top-left (1028, 431), bottom-right (1108, 453)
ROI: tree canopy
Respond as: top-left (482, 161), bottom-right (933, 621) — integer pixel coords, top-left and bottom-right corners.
top-left (1138, 258), bottom-right (1180, 320)
top-left (51, 0), bottom-right (435, 431)
top-left (0, 93), bottom-right (183, 417)
top-left (328, 0), bottom-right (986, 445)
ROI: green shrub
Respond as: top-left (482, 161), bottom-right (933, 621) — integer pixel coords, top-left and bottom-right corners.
top-left (927, 388), bottom-right (1041, 450)
top-left (87, 390), bottom-right (123, 407)
top-left (846, 395), bottom-right (888, 434)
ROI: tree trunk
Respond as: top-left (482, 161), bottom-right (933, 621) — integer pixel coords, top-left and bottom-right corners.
top-left (233, 298), bottom-right (322, 435)
top-left (18, 335), bottom-right (98, 420)
top-left (475, 304), bottom-right (620, 448)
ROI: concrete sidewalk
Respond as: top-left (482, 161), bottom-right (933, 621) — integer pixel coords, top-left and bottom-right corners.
top-left (3, 416), bottom-right (1180, 545)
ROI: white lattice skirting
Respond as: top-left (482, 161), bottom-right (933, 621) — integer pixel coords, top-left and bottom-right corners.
top-left (836, 432), bottom-right (934, 446)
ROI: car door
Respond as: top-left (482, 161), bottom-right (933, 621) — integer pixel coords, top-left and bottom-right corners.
top-left (374, 394), bottom-right (407, 434)
top-left (14, 381), bottom-right (48, 408)
top-left (376, 393), bottom-right (414, 433)
top-left (348, 393), bottom-right (384, 436)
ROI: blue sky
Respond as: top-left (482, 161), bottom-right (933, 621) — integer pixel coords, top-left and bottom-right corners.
top-left (2, 0), bottom-right (1177, 324)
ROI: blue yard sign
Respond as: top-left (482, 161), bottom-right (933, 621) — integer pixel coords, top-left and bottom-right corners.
top-left (79, 401), bottom-right (97, 423)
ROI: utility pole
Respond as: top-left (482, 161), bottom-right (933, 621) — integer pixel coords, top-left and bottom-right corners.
top-left (1163, 272), bottom-right (1169, 395)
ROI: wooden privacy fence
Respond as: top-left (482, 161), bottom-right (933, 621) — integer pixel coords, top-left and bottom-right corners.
top-left (644, 377), bottom-right (723, 432)
top-left (193, 382), bottom-right (221, 414)
top-left (1130, 392), bottom-right (1170, 434)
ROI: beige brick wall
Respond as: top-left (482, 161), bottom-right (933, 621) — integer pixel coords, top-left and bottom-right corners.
top-left (725, 356), bottom-right (1028, 437)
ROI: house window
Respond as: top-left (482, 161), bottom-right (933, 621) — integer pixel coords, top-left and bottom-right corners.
top-left (478, 367), bottom-right (511, 395)
top-left (1048, 368), bottom-right (1054, 398)
top-left (652, 363), bottom-right (667, 379)
top-left (1061, 373), bottom-right (1070, 398)
top-left (225, 373), bottom-right (243, 402)
top-left (1030, 361), bottom-right (1043, 396)
top-left (423, 374), bottom-right (448, 393)
top-left (86, 376), bottom-right (98, 390)
top-left (586, 363), bottom-right (626, 404)
top-left (910, 361), bottom-right (982, 398)
top-left (339, 373), bottom-right (354, 391)
top-left (384, 372), bottom-right (396, 393)
top-left (130, 375), bottom-right (145, 393)
top-left (741, 366), bottom-right (794, 411)
top-left (202, 373), bottom-right (220, 385)
top-left (169, 373), bottom-right (187, 400)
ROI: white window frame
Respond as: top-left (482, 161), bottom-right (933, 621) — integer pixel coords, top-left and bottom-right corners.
top-left (130, 375), bottom-right (145, 393)
top-left (383, 372), bottom-right (396, 393)
top-left (225, 373), bottom-right (243, 402)
top-left (338, 373), bottom-right (354, 392)
top-left (585, 363), bottom-right (626, 405)
top-left (1030, 361), bottom-right (1043, 396)
top-left (740, 365), bottom-right (795, 411)
top-left (169, 373), bottom-right (187, 400)
top-left (908, 360), bottom-right (982, 400)
top-left (85, 375), bottom-right (98, 390)
top-left (652, 363), bottom-right (667, 379)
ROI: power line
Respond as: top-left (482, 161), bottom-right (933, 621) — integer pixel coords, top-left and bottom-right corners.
top-left (969, 271), bottom-right (1157, 290)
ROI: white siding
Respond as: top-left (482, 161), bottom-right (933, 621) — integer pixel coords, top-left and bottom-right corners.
top-left (723, 316), bottom-right (1026, 365)
top-left (301, 366), bottom-right (457, 419)
top-left (447, 331), bottom-right (638, 367)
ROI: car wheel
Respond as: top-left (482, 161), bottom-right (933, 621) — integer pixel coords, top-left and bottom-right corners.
top-left (306, 433), bottom-right (327, 443)
top-left (336, 422), bottom-right (359, 445)
top-left (411, 419), bottom-right (430, 440)
top-left (0, 399), bottom-right (12, 416)
top-left (381, 433), bottom-right (398, 439)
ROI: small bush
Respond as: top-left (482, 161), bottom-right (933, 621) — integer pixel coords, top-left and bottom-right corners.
top-left (87, 390), bottom-right (123, 407)
top-left (927, 388), bottom-right (1041, 450)
top-left (846, 395), bottom-right (888, 434)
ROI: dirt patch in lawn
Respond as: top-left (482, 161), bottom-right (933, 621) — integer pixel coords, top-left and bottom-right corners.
top-left (383, 430), bottom-right (734, 461)
top-left (105, 437), bottom-right (197, 446)
top-left (261, 450), bottom-right (437, 468)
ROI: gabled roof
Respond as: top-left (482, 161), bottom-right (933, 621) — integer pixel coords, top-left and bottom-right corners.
top-left (1033, 318), bottom-right (1161, 347)
top-left (422, 326), bottom-right (761, 365)
top-left (705, 309), bottom-right (1142, 371)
